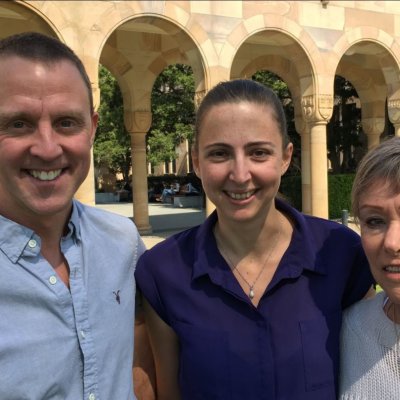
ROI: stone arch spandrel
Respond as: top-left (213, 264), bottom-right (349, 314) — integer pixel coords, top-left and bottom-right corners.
top-left (98, 10), bottom-right (211, 129)
top-left (2, 1), bottom-right (60, 39)
top-left (335, 34), bottom-right (400, 130)
top-left (332, 27), bottom-right (400, 77)
top-left (91, 2), bottom-right (213, 88)
top-left (236, 55), bottom-right (303, 126)
top-left (221, 13), bottom-right (327, 88)
top-left (226, 13), bottom-right (336, 123)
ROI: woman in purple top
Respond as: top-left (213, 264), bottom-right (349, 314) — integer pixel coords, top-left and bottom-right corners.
top-left (135, 79), bottom-right (373, 399)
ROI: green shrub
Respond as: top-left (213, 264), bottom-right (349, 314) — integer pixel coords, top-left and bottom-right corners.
top-left (279, 175), bottom-right (302, 211)
top-left (279, 173), bottom-right (355, 220)
top-left (328, 173), bottom-right (355, 219)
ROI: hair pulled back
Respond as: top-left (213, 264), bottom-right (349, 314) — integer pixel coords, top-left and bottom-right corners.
top-left (193, 79), bottom-right (289, 151)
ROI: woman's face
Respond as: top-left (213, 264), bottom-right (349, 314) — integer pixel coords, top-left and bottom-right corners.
top-left (359, 180), bottom-right (400, 303)
top-left (192, 101), bottom-right (292, 225)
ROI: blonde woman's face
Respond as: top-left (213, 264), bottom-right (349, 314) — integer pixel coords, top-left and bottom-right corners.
top-left (359, 181), bottom-right (400, 303)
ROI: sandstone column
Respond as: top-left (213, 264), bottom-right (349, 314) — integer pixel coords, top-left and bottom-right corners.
top-left (301, 93), bottom-right (333, 219)
top-left (393, 123), bottom-right (400, 137)
top-left (309, 121), bottom-right (329, 218)
top-left (75, 77), bottom-right (100, 204)
top-left (128, 111), bottom-right (152, 234)
top-left (295, 117), bottom-right (311, 215)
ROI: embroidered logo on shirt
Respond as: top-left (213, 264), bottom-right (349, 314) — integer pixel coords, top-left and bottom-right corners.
top-left (113, 290), bottom-right (121, 304)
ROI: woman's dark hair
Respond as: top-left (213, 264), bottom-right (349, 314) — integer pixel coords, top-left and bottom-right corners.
top-left (193, 79), bottom-right (289, 151)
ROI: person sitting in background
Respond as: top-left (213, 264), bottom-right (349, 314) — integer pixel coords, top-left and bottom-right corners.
top-left (340, 137), bottom-right (400, 399)
top-left (157, 180), bottom-right (180, 203)
top-left (181, 181), bottom-right (200, 195)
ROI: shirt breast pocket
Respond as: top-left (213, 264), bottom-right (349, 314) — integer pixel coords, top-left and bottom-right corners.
top-left (173, 321), bottom-right (230, 400)
top-left (299, 311), bottom-right (341, 392)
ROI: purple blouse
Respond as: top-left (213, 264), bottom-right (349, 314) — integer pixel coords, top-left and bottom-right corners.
top-left (135, 199), bottom-right (373, 400)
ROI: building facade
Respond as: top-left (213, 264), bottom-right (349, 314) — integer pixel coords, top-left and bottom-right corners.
top-left (1, 0), bottom-right (400, 233)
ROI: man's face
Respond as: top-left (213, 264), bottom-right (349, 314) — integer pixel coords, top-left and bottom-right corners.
top-left (0, 56), bottom-right (98, 227)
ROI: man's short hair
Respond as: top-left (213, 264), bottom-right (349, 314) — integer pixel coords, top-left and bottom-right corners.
top-left (0, 31), bottom-right (93, 112)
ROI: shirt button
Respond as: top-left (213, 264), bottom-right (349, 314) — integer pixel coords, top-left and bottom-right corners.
top-left (80, 330), bottom-right (86, 339)
top-left (88, 393), bottom-right (95, 400)
top-left (28, 239), bottom-right (37, 248)
top-left (49, 275), bottom-right (57, 285)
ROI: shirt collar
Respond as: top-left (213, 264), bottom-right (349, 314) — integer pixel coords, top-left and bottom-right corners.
top-left (191, 198), bottom-right (327, 283)
top-left (192, 211), bottom-right (222, 281)
top-left (276, 198), bottom-right (327, 276)
top-left (0, 200), bottom-right (81, 263)
top-left (67, 200), bottom-right (82, 242)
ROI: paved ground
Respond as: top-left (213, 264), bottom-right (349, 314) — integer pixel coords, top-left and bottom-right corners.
top-left (95, 202), bottom-right (359, 249)
top-left (95, 202), bottom-right (206, 248)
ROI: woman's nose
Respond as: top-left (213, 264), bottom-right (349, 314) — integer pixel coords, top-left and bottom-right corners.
top-left (384, 221), bottom-right (400, 256)
top-left (229, 157), bottom-right (251, 183)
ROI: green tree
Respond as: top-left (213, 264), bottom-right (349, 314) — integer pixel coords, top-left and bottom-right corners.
top-left (94, 65), bottom-right (131, 189)
top-left (147, 129), bottom-right (176, 165)
top-left (327, 76), bottom-right (362, 173)
top-left (148, 64), bottom-right (195, 164)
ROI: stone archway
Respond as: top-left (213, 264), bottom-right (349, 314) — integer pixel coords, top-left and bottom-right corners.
top-left (334, 31), bottom-right (400, 149)
top-left (99, 15), bottom-right (207, 233)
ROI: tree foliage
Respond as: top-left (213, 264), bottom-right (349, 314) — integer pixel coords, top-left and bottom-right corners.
top-left (327, 76), bottom-right (362, 173)
top-left (148, 64), bottom-right (195, 165)
top-left (94, 65), bottom-right (131, 188)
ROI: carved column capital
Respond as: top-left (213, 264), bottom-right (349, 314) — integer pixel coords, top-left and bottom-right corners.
top-left (362, 117), bottom-right (385, 136)
top-left (301, 94), bottom-right (333, 122)
top-left (388, 98), bottom-right (400, 124)
top-left (124, 110), bottom-right (152, 133)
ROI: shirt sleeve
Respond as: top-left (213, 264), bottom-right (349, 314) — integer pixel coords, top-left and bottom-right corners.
top-left (135, 251), bottom-right (171, 325)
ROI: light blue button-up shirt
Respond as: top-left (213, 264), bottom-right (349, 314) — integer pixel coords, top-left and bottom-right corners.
top-left (0, 200), bottom-right (145, 400)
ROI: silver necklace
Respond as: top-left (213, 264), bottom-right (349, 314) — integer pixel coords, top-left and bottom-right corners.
top-left (216, 228), bottom-right (281, 300)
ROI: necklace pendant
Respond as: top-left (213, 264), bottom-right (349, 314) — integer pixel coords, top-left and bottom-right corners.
top-left (249, 288), bottom-right (255, 299)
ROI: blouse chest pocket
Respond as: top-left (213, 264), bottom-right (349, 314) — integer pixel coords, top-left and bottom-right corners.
top-left (299, 311), bottom-right (341, 392)
top-left (173, 321), bottom-right (230, 400)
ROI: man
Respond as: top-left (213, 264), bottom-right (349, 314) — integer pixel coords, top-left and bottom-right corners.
top-left (0, 32), bottom-right (145, 399)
